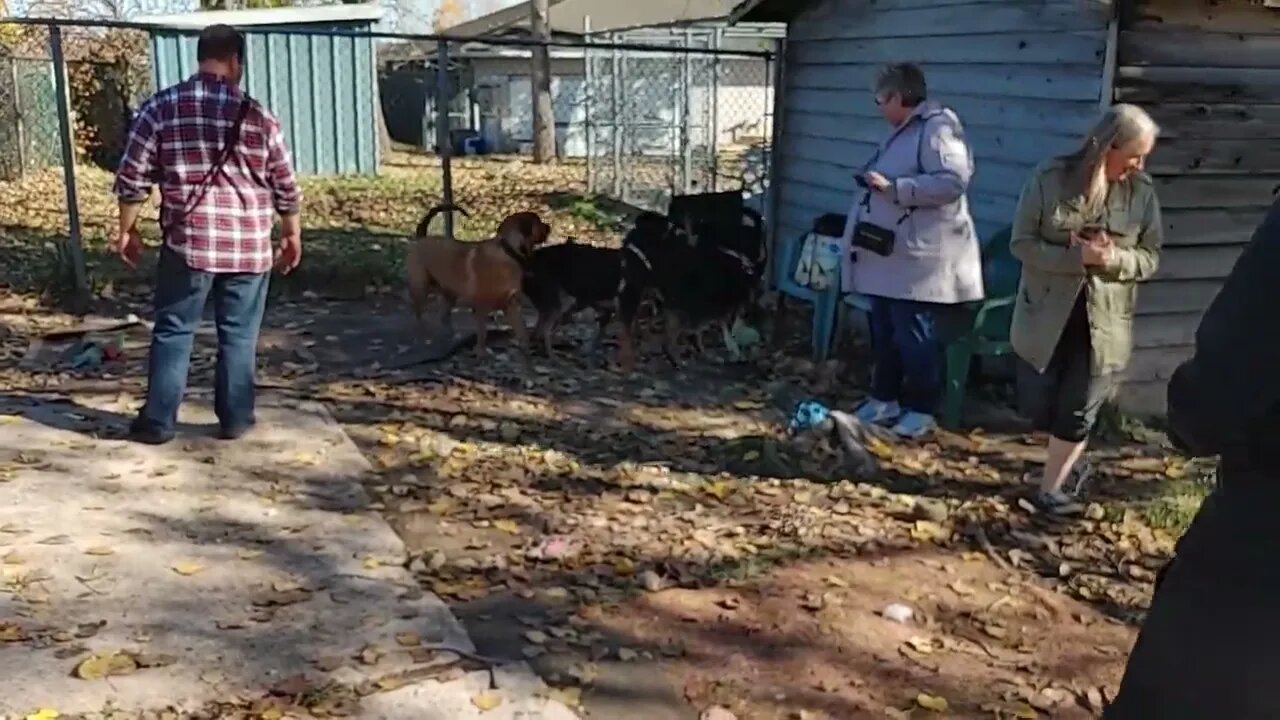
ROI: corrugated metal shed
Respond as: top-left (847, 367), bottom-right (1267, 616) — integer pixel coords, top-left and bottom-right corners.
top-left (134, 3), bottom-right (384, 176)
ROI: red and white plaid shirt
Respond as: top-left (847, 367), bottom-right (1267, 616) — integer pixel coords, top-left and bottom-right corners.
top-left (113, 72), bottom-right (301, 274)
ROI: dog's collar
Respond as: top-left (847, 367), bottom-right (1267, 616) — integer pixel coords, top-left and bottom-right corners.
top-left (624, 243), bottom-right (654, 272)
top-left (718, 247), bottom-right (756, 275)
top-left (500, 238), bottom-right (529, 267)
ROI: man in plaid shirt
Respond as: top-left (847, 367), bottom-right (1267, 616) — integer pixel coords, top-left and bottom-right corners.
top-left (113, 24), bottom-right (302, 445)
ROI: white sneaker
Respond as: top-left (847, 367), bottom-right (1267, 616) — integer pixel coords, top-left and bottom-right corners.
top-left (891, 411), bottom-right (937, 440)
top-left (854, 398), bottom-right (901, 425)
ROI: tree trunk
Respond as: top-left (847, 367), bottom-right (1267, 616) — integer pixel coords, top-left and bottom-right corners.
top-left (530, 0), bottom-right (556, 163)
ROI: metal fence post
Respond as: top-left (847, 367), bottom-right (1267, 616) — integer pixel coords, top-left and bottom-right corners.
top-left (436, 39), bottom-right (455, 241)
top-left (583, 16), bottom-right (593, 194)
top-left (710, 29), bottom-right (721, 192)
top-left (680, 29), bottom-right (692, 195)
top-left (610, 38), bottom-right (622, 200)
top-left (48, 25), bottom-right (87, 301)
top-left (11, 60), bottom-right (27, 175)
top-left (764, 38), bottom-right (787, 289)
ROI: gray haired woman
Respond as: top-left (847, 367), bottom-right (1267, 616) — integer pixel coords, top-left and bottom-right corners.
top-left (844, 62), bottom-right (984, 439)
top-left (1010, 103), bottom-right (1163, 514)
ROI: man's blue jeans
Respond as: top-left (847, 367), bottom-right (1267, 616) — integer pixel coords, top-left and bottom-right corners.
top-left (868, 295), bottom-right (942, 415)
top-left (134, 246), bottom-right (269, 435)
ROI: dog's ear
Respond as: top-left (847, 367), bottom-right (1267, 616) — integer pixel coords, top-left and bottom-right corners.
top-left (536, 219), bottom-right (551, 246)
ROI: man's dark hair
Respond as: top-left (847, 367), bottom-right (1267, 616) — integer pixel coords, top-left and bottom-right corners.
top-left (197, 24), bottom-right (245, 63)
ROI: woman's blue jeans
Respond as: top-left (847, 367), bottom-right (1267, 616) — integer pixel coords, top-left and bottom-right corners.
top-left (133, 247), bottom-right (269, 435)
top-left (867, 295), bottom-right (941, 415)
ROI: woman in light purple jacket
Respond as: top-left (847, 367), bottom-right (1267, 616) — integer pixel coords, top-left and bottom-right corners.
top-left (844, 63), bottom-right (985, 438)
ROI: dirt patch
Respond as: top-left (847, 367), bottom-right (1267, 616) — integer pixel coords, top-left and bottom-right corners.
top-left (597, 551), bottom-right (1132, 719)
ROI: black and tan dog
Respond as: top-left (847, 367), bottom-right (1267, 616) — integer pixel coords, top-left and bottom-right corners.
top-left (521, 239), bottom-right (622, 357)
top-left (616, 207), bottom-right (766, 371)
top-left (406, 204), bottom-right (551, 359)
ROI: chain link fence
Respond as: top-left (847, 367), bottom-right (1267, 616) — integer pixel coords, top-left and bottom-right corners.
top-left (0, 17), bottom-right (778, 301)
top-left (584, 26), bottom-right (776, 212)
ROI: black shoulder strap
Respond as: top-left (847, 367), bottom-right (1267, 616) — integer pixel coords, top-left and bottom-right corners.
top-left (159, 95), bottom-right (251, 238)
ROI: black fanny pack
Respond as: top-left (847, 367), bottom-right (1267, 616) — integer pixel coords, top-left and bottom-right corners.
top-left (849, 202), bottom-right (904, 257)
top-left (850, 117), bottom-right (929, 258)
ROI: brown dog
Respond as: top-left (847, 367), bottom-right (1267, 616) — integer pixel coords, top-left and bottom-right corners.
top-left (405, 204), bottom-right (551, 359)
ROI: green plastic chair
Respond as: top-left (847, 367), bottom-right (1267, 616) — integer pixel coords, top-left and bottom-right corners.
top-left (940, 226), bottom-right (1019, 429)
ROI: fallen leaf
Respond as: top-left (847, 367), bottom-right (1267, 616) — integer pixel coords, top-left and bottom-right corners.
top-left (493, 519), bottom-right (520, 534)
top-left (74, 621), bottom-right (106, 639)
top-left (171, 561), bottom-right (204, 576)
top-left (905, 636), bottom-right (935, 655)
top-left (37, 535), bottom-right (72, 546)
top-left (916, 692), bottom-right (949, 713)
top-left (2, 551), bottom-right (23, 565)
top-left (546, 686), bottom-right (582, 707)
top-left (24, 710), bottom-right (59, 720)
top-left (948, 580), bottom-right (976, 597)
top-left (83, 546), bottom-right (115, 557)
top-left (1082, 686), bottom-right (1105, 711)
top-left (314, 656), bottom-right (345, 672)
top-left (199, 669), bottom-right (226, 684)
top-left (617, 647), bottom-right (638, 662)
top-left (395, 631), bottom-right (422, 647)
top-left (612, 557), bottom-right (635, 576)
top-left (359, 644), bottom-right (383, 666)
top-left (74, 651), bottom-right (139, 680)
top-left (800, 593), bottom-right (826, 612)
top-left (741, 450), bottom-right (760, 462)
top-left (705, 480), bottom-right (732, 500)
top-left (376, 676), bottom-right (410, 691)
top-left (471, 690), bottom-right (503, 711)
top-left (270, 674), bottom-right (314, 697)
top-left (0, 622), bottom-right (27, 642)
top-left (910, 520), bottom-right (948, 543)
top-left (983, 624), bottom-right (1008, 640)
top-left (362, 557), bottom-right (382, 569)
top-left (237, 548), bottom-right (264, 560)
top-left (568, 662), bottom-right (599, 685)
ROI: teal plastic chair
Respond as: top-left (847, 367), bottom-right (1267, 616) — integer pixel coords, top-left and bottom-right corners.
top-left (940, 226), bottom-right (1019, 428)
top-left (774, 221), bottom-right (844, 361)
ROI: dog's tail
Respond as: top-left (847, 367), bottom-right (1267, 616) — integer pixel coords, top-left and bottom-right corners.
top-left (415, 203), bottom-right (471, 237)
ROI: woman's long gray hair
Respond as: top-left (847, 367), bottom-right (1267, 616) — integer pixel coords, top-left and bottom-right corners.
top-left (1061, 103), bottom-right (1160, 218)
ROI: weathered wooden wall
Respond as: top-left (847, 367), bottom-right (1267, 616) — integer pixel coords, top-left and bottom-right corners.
top-left (773, 0), bottom-right (1113, 250)
top-left (1115, 0), bottom-right (1280, 414)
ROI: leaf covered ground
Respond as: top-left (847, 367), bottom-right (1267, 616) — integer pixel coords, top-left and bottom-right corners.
top-left (0, 156), bottom-right (1213, 719)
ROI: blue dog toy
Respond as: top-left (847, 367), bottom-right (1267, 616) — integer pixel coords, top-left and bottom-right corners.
top-left (787, 400), bottom-right (831, 435)
top-left (786, 399), bottom-right (883, 477)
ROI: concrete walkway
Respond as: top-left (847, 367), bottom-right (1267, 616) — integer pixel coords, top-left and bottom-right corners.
top-left (0, 393), bottom-right (577, 719)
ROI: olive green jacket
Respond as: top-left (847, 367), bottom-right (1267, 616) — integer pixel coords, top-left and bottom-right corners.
top-left (1009, 159), bottom-right (1164, 376)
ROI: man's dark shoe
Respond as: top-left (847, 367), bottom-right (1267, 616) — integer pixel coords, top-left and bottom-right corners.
top-left (218, 420), bottom-right (256, 441)
top-left (128, 419), bottom-right (175, 446)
